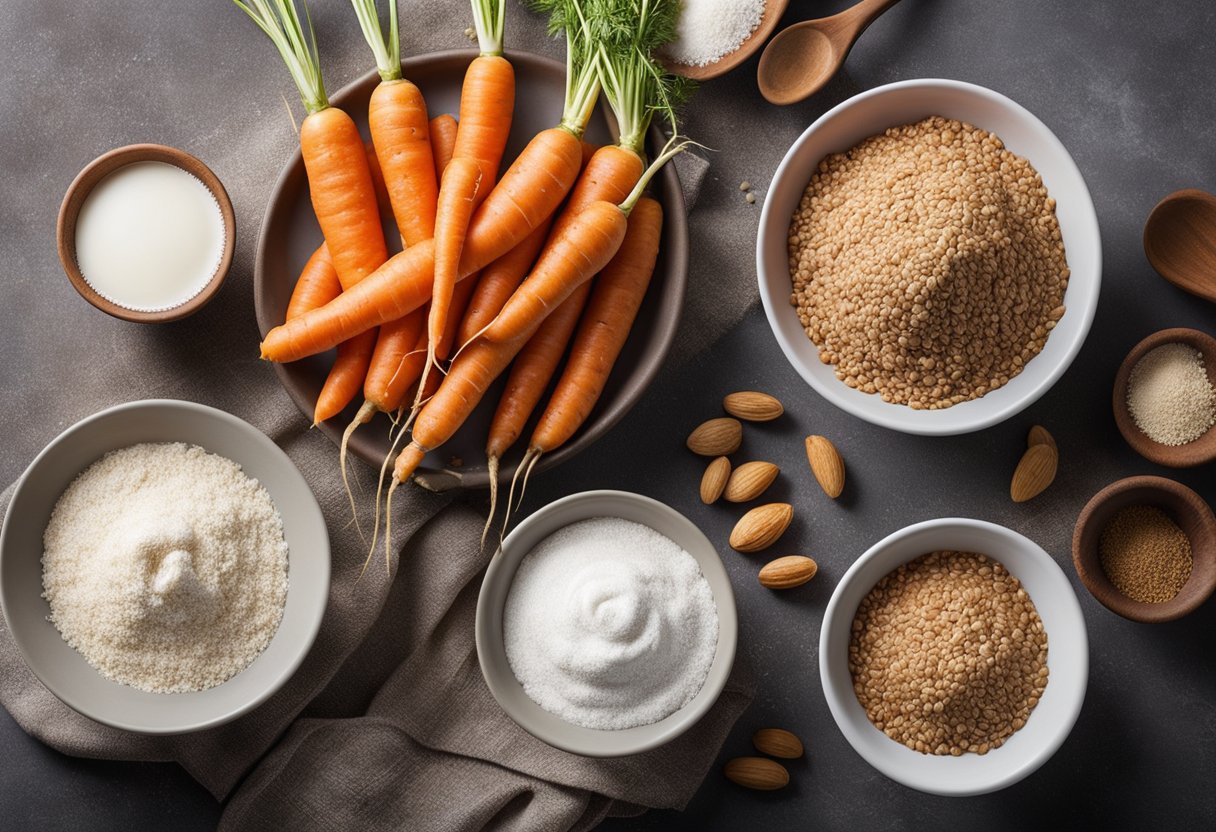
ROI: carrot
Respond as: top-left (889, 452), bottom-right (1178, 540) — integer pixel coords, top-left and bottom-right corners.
top-left (418, 156), bottom-right (483, 400)
top-left (314, 330), bottom-right (378, 424)
top-left (285, 243), bottom-right (340, 320)
top-left (455, 1), bottom-right (514, 199)
top-left (533, 196), bottom-right (663, 452)
top-left (429, 114), bottom-right (459, 178)
top-left (354, 0), bottom-right (439, 248)
top-left (479, 146), bottom-right (644, 535)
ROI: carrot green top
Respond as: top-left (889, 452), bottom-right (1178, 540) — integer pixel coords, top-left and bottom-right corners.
top-left (594, 0), bottom-right (687, 156)
top-left (471, 0), bottom-right (507, 57)
top-left (530, 0), bottom-right (601, 138)
top-left (233, 0), bottom-right (329, 114)
top-left (351, 0), bottom-right (402, 83)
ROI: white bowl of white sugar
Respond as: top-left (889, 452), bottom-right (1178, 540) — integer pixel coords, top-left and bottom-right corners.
top-left (475, 490), bottom-right (738, 757)
top-left (757, 79), bottom-right (1102, 435)
top-left (0, 400), bottom-right (329, 734)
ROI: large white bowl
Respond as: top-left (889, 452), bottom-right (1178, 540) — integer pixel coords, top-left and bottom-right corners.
top-left (476, 490), bottom-right (737, 757)
top-left (0, 400), bottom-right (330, 734)
top-left (819, 518), bottom-right (1088, 796)
top-left (756, 79), bottom-right (1102, 435)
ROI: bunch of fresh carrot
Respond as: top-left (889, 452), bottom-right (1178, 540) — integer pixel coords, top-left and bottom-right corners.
top-left (237, 0), bottom-right (688, 562)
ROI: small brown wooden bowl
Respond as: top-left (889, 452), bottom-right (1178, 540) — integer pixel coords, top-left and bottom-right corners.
top-left (665, 0), bottom-right (790, 81)
top-left (57, 144), bottom-right (235, 324)
top-left (1112, 328), bottom-right (1216, 467)
top-left (1072, 475), bottom-right (1216, 623)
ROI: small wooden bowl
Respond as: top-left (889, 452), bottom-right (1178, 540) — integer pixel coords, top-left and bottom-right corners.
top-left (665, 0), bottom-right (790, 81)
top-left (56, 144), bottom-right (235, 323)
top-left (1072, 476), bottom-right (1216, 623)
top-left (1112, 328), bottom-right (1216, 467)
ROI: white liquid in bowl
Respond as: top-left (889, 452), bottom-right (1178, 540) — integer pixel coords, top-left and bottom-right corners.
top-left (75, 161), bottom-right (225, 312)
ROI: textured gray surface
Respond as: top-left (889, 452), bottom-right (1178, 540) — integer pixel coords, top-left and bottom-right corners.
top-left (1, 0), bottom-right (1215, 829)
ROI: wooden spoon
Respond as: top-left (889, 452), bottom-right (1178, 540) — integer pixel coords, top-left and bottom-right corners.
top-left (757, 0), bottom-right (902, 106)
top-left (1143, 189), bottom-right (1216, 303)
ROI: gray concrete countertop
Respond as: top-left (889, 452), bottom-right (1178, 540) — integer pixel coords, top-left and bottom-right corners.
top-left (2, 1), bottom-right (1215, 829)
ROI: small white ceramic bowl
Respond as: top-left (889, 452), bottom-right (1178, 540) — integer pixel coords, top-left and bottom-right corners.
top-left (819, 518), bottom-right (1088, 796)
top-left (475, 490), bottom-right (738, 757)
top-left (0, 400), bottom-right (329, 735)
top-left (756, 79), bottom-right (1102, 435)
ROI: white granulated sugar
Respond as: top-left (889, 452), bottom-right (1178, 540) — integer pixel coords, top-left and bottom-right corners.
top-left (1126, 343), bottom-right (1216, 446)
top-left (663, 0), bottom-right (766, 67)
top-left (503, 517), bottom-right (719, 731)
top-left (41, 443), bottom-right (289, 693)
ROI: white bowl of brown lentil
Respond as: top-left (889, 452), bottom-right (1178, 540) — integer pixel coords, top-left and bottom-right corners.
top-left (819, 518), bottom-right (1088, 796)
top-left (757, 79), bottom-right (1101, 435)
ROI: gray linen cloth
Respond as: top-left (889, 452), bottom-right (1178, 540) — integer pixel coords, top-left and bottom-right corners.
top-left (0, 2), bottom-right (759, 828)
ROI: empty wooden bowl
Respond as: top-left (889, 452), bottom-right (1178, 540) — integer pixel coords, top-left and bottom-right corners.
top-left (1073, 476), bottom-right (1216, 623)
top-left (57, 143), bottom-right (235, 324)
top-left (665, 0), bottom-right (789, 81)
top-left (1112, 328), bottom-right (1216, 467)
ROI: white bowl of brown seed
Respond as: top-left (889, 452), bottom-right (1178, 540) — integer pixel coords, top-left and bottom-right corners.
top-left (757, 79), bottom-right (1101, 435)
top-left (819, 518), bottom-right (1088, 795)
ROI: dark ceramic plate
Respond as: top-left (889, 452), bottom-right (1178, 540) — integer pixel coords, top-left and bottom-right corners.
top-left (254, 50), bottom-right (687, 491)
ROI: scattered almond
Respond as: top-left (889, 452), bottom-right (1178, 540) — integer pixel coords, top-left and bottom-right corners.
top-left (724, 757), bottom-right (789, 790)
top-left (752, 728), bottom-right (804, 759)
top-left (700, 457), bottom-right (731, 504)
top-left (1027, 424), bottom-right (1056, 451)
top-left (723, 391), bottom-right (784, 422)
top-left (687, 417), bottom-right (743, 456)
top-left (724, 461), bottom-right (780, 503)
top-left (805, 435), bottom-right (846, 498)
top-left (729, 503), bottom-right (793, 553)
top-left (758, 555), bottom-right (818, 589)
top-left (1010, 443), bottom-right (1058, 502)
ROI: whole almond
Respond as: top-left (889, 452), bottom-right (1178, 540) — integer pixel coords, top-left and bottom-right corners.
top-left (805, 435), bottom-right (846, 498)
top-left (687, 418), bottom-right (742, 456)
top-left (1011, 443), bottom-right (1058, 502)
top-left (752, 728), bottom-right (804, 759)
top-left (758, 555), bottom-right (818, 589)
top-left (724, 461), bottom-right (780, 503)
top-left (700, 457), bottom-right (731, 504)
top-left (729, 503), bottom-right (793, 552)
top-left (724, 757), bottom-right (789, 790)
top-left (723, 391), bottom-right (784, 422)
top-left (1027, 424), bottom-right (1056, 451)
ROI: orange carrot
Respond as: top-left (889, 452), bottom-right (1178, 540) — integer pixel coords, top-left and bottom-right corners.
top-left (420, 156), bottom-right (483, 396)
top-left (429, 114), bottom-right (459, 179)
top-left (363, 309), bottom-right (427, 414)
top-left (355, 0), bottom-right (437, 248)
top-left (285, 243), bottom-right (341, 321)
top-left (532, 196), bottom-right (664, 452)
top-left (454, 54), bottom-right (514, 202)
top-left (260, 125), bottom-right (585, 362)
top-left (487, 281), bottom-right (589, 461)
top-left (314, 330), bottom-right (378, 424)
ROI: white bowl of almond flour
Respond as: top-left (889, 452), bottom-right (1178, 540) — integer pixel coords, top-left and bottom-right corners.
top-left (0, 400), bottom-right (329, 734)
top-left (820, 518), bottom-right (1088, 795)
top-left (475, 490), bottom-right (738, 757)
top-left (757, 79), bottom-right (1102, 435)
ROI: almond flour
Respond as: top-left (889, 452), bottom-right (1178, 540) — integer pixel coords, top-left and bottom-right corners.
top-left (41, 442), bottom-right (289, 694)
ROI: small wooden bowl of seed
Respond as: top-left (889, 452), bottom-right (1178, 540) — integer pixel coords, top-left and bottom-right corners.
top-left (1073, 475), bottom-right (1216, 623)
top-left (1112, 328), bottom-right (1216, 467)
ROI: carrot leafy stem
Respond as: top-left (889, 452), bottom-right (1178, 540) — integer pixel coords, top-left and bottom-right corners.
top-left (620, 134), bottom-right (691, 215)
top-left (350, 0), bottom-right (401, 82)
top-left (471, 0), bottom-right (507, 57)
top-left (232, 0), bottom-right (329, 114)
top-left (530, 0), bottom-right (601, 138)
